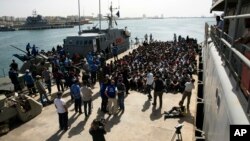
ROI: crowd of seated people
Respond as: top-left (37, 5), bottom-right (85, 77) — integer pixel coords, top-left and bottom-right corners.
top-left (14, 35), bottom-right (199, 112)
top-left (98, 35), bottom-right (199, 94)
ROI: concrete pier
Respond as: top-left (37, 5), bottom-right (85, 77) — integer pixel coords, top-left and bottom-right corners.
top-left (0, 46), bottom-right (198, 141)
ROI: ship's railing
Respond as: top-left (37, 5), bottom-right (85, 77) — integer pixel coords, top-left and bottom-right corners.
top-left (224, 14), bottom-right (250, 19)
top-left (210, 25), bottom-right (246, 90)
top-left (209, 0), bottom-right (250, 119)
top-left (209, 22), bottom-right (250, 114)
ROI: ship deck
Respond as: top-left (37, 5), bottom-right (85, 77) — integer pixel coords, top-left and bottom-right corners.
top-left (0, 45), bottom-right (198, 141)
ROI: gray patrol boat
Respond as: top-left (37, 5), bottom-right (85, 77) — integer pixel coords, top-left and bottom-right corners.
top-left (63, 3), bottom-right (131, 57)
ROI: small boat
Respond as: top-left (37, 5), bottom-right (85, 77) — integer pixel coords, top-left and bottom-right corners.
top-left (63, 2), bottom-right (131, 57)
top-left (0, 26), bottom-right (15, 32)
top-left (18, 10), bottom-right (74, 30)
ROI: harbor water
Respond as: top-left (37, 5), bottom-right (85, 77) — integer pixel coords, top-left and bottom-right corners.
top-left (0, 18), bottom-right (214, 77)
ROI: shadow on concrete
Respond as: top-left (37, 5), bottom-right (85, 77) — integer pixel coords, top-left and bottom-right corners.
top-left (141, 99), bottom-right (151, 112)
top-left (105, 110), bottom-right (124, 132)
top-left (95, 108), bottom-right (106, 120)
top-left (177, 110), bottom-right (195, 125)
top-left (68, 116), bottom-right (89, 138)
top-left (92, 91), bottom-right (100, 101)
top-left (46, 129), bottom-right (66, 141)
top-left (150, 106), bottom-right (163, 121)
top-left (68, 112), bottom-right (81, 125)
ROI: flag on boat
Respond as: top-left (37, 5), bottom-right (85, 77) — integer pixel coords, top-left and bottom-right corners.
top-left (116, 11), bottom-right (120, 17)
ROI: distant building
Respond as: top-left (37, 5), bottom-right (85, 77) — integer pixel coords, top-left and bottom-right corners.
top-left (15, 17), bottom-right (26, 22)
top-left (84, 16), bottom-right (94, 20)
top-left (45, 16), bottom-right (67, 24)
top-left (154, 15), bottom-right (159, 19)
top-left (2, 16), bottom-right (15, 22)
top-left (142, 14), bottom-right (146, 18)
top-left (67, 15), bottom-right (78, 22)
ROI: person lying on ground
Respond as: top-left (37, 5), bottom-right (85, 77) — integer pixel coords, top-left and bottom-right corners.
top-left (164, 101), bottom-right (186, 120)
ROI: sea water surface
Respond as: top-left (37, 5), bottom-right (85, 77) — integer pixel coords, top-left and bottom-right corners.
top-left (0, 18), bottom-right (214, 77)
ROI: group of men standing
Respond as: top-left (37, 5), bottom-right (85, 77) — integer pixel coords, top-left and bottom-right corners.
top-left (70, 79), bottom-right (93, 117)
top-left (100, 75), bottom-right (126, 115)
top-left (54, 75), bottom-right (94, 131)
top-left (146, 69), bottom-right (195, 109)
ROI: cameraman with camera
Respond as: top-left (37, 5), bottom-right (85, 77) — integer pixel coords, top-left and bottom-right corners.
top-left (89, 119), bottom-right (106, 141)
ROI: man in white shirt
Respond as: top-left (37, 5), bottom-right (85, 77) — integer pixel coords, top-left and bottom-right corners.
top-left (180, 79), bottom-right (195, 110)
top-left (146, 70), bottom-right (154, 100)
top-left (54, 92), bottom-right (68, 131)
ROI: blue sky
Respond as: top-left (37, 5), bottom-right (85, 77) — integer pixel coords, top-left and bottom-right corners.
top-left (0, 0), bottom-right (214, 17)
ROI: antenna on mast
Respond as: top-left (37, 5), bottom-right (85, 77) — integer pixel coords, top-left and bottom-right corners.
top-left (78, 0), bottom-right (81, 35)
top-left (99, 0), bottom-right (101, 30)
top-left (32, 9), bottom-right (37, 17)
top-left (107, 1), bottom-right (119, 29)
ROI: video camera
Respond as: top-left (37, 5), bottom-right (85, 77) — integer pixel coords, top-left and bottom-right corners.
top-left (175, 124), bottom-right (184, 130)
top-left (96, 118), bottom-right (106, 127)
top-left (175, 124), bottom-right (184, 134)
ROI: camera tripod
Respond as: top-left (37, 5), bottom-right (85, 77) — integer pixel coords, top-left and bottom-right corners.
top-left (171, 128), bottom-right (183, 141)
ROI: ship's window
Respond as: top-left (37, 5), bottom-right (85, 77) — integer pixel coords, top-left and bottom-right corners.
top-left (69, 40), bottom-right (73, 45)
top-left (84, 41), bottom-right (88, 45)
top-left (89, 40), bottom-right (92, 44)
top-left (76, 40), bottom-right (79, 45)
top-left (80, 41), bottom-right (83, 45)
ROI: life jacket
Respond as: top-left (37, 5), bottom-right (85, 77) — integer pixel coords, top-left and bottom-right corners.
top-left (107, 85), bottom-right (116, 98)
